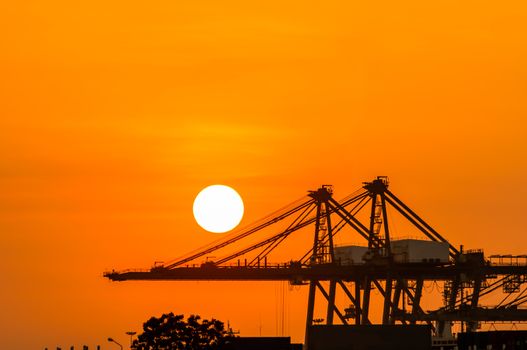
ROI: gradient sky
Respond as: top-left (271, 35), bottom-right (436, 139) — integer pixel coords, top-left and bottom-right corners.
top-left (1, 1), bottom-right (527, 349)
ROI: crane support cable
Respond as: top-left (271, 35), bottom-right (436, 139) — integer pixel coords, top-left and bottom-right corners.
top-left (383, 195), bottom-right (457, 259)
top-left (505, 294), bottom-right (527, 308)
top-left (497, 285), bottom-right (527, 308)
top-left (442, 275), bottom-right (510, 311)
top-left (249, 202), bottom-right (317, 265)
top-left (337, 190), bottom-right (370, 212)
top-left (161, 195), bottom-right (310, 267)
top-left (299, 194), bottom-right (371, 264)
top-left (383, 195), bottom-right (441, 244)
top-left (327, 197), bottom-right (377, 245)
top-left (163, 198), bottom-right (315, 269)
top-left (215, 190), bottom-right (370, 266)
top-left (384, 189), bottom-right (459, 255)
top-left (163, 195), bottom-right (312, 266)
top-left (501, 286), bottom-right (527, 308)
top-left (214, 212), bottom-right (317, 265)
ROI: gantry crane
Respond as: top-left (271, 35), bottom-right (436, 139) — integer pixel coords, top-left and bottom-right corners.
top-left (104, 177), bottom-right (527, 343)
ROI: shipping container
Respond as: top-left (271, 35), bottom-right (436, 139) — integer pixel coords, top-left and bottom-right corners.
top-left (334, 245), bottom-right (369, 265)
top-left (391, 239), bottom-right (449, 263)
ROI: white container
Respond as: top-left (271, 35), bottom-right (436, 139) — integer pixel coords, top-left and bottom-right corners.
top-left (334, 245), bottom-right (369, 265)
top-left (390, 239), bottom-right (449, 263)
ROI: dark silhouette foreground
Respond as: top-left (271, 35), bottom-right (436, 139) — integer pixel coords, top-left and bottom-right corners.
top-left (132, 313), bottom-right (229, 350)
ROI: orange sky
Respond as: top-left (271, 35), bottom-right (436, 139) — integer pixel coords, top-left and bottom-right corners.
top-left (1, 1), bottom-right (527, 348)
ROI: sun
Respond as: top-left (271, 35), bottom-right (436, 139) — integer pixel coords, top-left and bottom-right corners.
top-left (193, 185), bottom-right (244, 233)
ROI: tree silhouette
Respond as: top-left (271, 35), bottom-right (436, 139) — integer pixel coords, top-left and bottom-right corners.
top-left (132, 313), bottom-right (229, 350)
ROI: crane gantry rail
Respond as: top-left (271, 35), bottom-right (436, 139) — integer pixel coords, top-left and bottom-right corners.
top-left (104, 176), bottom-right (527, 341)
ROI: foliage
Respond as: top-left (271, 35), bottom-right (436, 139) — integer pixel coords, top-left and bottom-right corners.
top-left (132, 313), bottom-right (229, 350)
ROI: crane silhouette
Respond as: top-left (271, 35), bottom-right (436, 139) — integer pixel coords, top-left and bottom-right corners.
top-left (105, 176), bottom-right (527, 343)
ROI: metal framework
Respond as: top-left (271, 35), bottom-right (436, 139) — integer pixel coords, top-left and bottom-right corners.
top-left (104, 177), bottom-right (527, 345)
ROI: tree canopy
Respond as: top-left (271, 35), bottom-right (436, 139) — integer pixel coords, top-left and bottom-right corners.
top-left (132, 313), bottom-right (229, 350)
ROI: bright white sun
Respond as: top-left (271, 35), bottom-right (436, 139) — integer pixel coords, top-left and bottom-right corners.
top-left (193, 185), bottom-right (244, 233)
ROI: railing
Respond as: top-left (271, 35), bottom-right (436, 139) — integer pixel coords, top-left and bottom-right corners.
top-left (489, 255), bottom-right (527, 266)
top-left (103, 268), bottom-right (150, 274)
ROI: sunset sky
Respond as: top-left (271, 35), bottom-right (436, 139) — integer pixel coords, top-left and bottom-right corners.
top-left (1, 1), bottom-right (527, 348)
